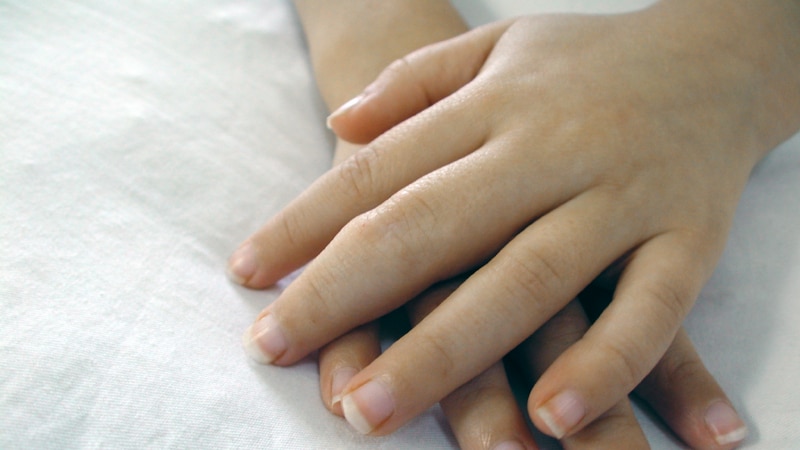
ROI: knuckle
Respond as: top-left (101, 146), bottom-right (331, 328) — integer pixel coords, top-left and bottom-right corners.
top-left (535, 310), bottom-right (587, 346)
top-left (301, 257), bottom-right (351, 325)
top-left (384, 55), bottom-right (417, 84)
top-left (500, 248), bottom-right (565, 310)
top-left (596, 337), bottom-right (647, 390)
top-left (654, 352), bottom-right (706, 392)
top-left (381, 54), bottom-right (437, 107)
top-left (642, 280), bottom-right (691, 326)
top-left (415, 332), bottom-right (456, 381)
top-left (348, 191), bottom-right (439, 272)
top-left (274, 209), bottom-right (304, 251)
top-left (336, 145), bottom-right (381, 200)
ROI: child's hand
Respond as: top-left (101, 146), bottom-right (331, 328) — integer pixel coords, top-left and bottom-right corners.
top-left (319, 273), bottom-right (746, 449)
top-left (234, 2), bottom-right (800, 441)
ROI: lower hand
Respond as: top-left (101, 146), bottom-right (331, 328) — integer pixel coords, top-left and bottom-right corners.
top-left (319, 274), bottom-right (747, 449)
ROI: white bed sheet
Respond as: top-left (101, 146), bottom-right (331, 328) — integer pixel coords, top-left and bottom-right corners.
top-left (2, 1), bottom-right (798, 448)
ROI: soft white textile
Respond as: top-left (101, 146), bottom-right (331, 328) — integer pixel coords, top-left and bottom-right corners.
top-left (1, 1), bottom-right (798, 448)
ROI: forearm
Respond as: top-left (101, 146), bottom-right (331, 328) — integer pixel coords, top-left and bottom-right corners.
top-left (292, 0), bottom-right (468, 110)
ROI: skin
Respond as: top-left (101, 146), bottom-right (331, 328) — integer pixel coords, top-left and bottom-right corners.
top-left (233, 0), bottom-right (800, 447)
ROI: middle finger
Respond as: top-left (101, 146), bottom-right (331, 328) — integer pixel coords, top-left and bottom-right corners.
top-left (336, 189), bottom-right (636, 434)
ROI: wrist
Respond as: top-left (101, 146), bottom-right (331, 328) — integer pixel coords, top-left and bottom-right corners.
top-left (641, 0), bottom-right (800, 161)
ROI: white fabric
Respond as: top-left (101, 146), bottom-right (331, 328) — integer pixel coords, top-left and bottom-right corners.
top-left (2, 1), bottom-right (798, 448)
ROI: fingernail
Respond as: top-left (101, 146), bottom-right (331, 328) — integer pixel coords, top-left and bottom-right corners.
top-left (326, 95), bottom-right (363, 129)
top-left (705, 401), bottom-right (747, 446)
top-left (227, 241), bottom-right (257, 285)
top-left (534, 390), bottom-right (586, 439)
top-left (493, 440), bottom-right (526, 450)
top-left (330, 367), bottom-right (358, 407)
top-left (241, 314), bottom-right (287, 364)
top-left (341, 379), bottom-right (394, 434)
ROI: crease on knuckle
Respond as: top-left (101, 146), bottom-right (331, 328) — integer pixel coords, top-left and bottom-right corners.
top-left (385, 55), bottom-right (414, 80)
top-left (384, 55), bottom-right (433, 106)
top-left (302, 261), bottom-right (344, 326)
top-left (596, 336), bottom-right (647, 392)
top-left (336, 145), bottom-right (381, 199)
top-left (416, 333), bottom-right (456, 381)
top-left (652, 351), bottom-right (705, 394)
top-left (500, 248), bottom-right (564, 314)
top-left (536, 304), bottom-right (588, 344)
top-left (641, 279), bottom-right (691, 328)
top-left (275, 209), bottom-right (305, 252)
top-left (535, 320), bottom-right (585, 350)
top-left (354, 192), bottom-right (439, 274)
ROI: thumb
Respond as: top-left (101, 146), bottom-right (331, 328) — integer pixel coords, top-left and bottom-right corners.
top-left (327, 20), bottom-right (511, 145)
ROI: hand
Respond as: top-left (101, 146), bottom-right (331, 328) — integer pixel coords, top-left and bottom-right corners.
top-left (315, 136), bottom-right (743, 449)
top-left (235, 0), bottom-right (800, 443)
top-left (319, 273), bottom-right (747, 449)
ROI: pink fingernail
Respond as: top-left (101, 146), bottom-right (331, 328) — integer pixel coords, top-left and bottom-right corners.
top-left (341, 379), bottom-right (394, 434)
top-left (326, 95), bottom-right (363, 129)
top-left (330, 367), bottom-right (358, 407)
top-left (241, 314), bottom-right (287, 364)
top-left (534, 390), bottom-right (586, 438)
top-left (705, 401), bottom-right (747, 446)
top-left (227, 241), bottom-right (257, 285)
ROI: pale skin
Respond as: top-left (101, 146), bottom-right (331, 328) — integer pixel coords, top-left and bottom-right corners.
top-left (231, 0), bottom-right (800, 448)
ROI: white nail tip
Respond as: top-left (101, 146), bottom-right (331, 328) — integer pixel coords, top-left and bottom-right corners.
top-left (535, 406), bottom-right (566, 439)
top-left (326, 95), bottom-right (363, 129)
top-left (342, 394), bottom-right (373, 435)
top-left (715, 427), bottom-right (748, 445)
top-left (226, 266), bottom-right (246, 285)
top-left (241, 324), bottom-right (273, 364)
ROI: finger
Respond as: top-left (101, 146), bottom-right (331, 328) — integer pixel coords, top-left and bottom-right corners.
top-left (318, 323), bottom-right (381, 416)
top-left (327, 21), bottom-right (512, 144)
top-left (635, 328), bottom-right (748, 449)
top-left (242, 143), bottom-right (599, 367)
top-left (228, 136), bottom-right (367, 290)
top-left (560, 402), bottom-right (647, 450)
top-left (333, 190), bottom-right (636, 435)
top-left (408, 279), bottom-right (537, 450)
top-left (513, 301), bottom-right (648, 449)
top-left (228, 22), bottom-right (509, 290)
top-left (228, 63), bottom-right (496, 291)
top-left (528, 232), bottom-right (716, 439)
top-left (440, 363), bottom-right (538, 450)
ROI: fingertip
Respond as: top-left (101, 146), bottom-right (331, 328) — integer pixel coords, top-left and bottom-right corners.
top-left (531, 390), bottom-right (587, 439)
top-left (227, 241), bottom-right (258, 286)
top-left (704, 400), bottom-right (748, 447)
top-left (318, 325), bottom-right (382, 418)
top-left (227, 238), bottom-right (292, 289)
top-left (635, 328), bottom-right (748, 449)
top-left (341, 379), bottom-right (395, 435)
top-left (327, 91), bottom-right (395, 145)
top-left (329, 367), bottom-right (358, 416)
top-left (241, 314), bottom-right (288, 365)
top-left (326, 95), bottom-right (364, 132)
